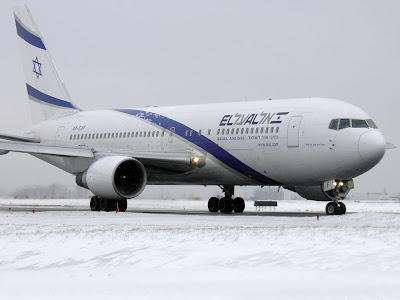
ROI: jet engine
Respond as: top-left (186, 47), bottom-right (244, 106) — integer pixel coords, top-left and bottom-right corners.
top-left (291, 179), bottom-right (354, 201)
top-left (76, 156), bottom-right (147, 200)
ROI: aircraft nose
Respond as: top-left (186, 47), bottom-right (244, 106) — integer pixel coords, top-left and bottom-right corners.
top-left (358, 130), bottom-right (386, 169)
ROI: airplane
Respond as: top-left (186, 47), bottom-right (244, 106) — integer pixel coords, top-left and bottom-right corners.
top-left (0, 5), bottom-right (392, 215)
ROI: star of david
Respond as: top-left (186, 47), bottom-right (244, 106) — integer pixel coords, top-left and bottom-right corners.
top-left (32, 56), bottom-right (42, 79)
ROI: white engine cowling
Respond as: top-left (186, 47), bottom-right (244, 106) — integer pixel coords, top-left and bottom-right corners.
top-left (76, 156), bottom-right (147, 200)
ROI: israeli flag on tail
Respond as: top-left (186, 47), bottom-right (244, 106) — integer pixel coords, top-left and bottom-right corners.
top-left (13, 5), bottom-right (80, 125)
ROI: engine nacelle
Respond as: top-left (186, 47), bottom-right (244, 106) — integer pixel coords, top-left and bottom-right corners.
top-left (76, 156), bottom-right (147, 200)
top-left (294, 179), bottom-right (354, 201)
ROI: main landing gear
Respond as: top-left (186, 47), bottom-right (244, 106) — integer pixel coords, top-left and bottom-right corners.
top-left (90, 196), bottom-right (127, 212)
top-left (208, 185), bottom-right (245, 213)
top-left (325, 201), bottom-right (346, 215)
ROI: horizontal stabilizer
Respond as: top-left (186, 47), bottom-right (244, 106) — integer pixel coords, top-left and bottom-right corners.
top-left (0, 140), bottom-right (94, 158)
top-left (386, 142), bottom-right (397, 150)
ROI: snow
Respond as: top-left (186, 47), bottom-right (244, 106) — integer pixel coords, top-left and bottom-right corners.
top-left (1, 199), bottom-right (400, 299)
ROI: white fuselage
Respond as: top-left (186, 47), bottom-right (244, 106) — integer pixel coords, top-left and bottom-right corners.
top-left (27, 98), bottom-right (386, 187)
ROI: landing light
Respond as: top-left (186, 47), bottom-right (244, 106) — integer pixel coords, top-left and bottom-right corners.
top-left (193, 157), bottom-right (200, 164)
top-left (339, 181), bottom-right (344, 187)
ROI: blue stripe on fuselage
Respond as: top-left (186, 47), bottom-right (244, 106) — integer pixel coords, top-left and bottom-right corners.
top-left (115, 109), bottom-right (280, 185)
top-left (15, 18), bottom-right (46, 50)
top-left (26, 84), bottom-right (75, 109)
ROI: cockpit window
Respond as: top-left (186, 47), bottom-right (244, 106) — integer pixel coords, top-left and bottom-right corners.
top-left (351, 119), bottom-right (369, 128)
top-left (366, 119), bottom-right (378, 129)
top-left (329, 118), bottom-right (379, 130)
top-left (338, 119), bottom-right (351, 130)
top-left (329, 119), bottom-right (339, 130)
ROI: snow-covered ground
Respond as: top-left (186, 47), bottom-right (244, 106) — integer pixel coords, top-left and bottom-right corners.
top-left (1, 199), bottom-right (400, 299)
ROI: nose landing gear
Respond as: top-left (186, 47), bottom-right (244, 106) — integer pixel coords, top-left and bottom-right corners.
top-left (208, 185), bottom-right (245, 213)
top-left (326, 201), bottom-right (346, 215)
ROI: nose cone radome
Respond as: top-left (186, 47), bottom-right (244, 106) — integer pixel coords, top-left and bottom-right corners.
top-left (358, 131), bottom-right (386, 169)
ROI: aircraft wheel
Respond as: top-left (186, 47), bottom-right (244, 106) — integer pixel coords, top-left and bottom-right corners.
top-left (100, 198), bottom-right (109, 211)
top-left (338, 202), bottom-right (346, 215)
top-left (118, 200), bottom-right (128, 212)
top-left (219, 197), bottom-right (232, 213)
top-left (326, 202), bottom-right (338, 215)
top-left (90, 196), bottom-right (100, 211)
top-left (109, 200), bottom-right (117, 212)
top-left (208, 197), bottom-right (219, 212)
top-left (233, 197), bottom-right (245, 213)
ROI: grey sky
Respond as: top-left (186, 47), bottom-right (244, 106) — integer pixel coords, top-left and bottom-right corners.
top-left (0, 0), bottom-right (398, 195)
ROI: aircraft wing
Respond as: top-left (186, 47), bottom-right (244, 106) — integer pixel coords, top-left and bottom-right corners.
top-left (0, 139), bottom-right (205, 172)
top-left (0, 140), bottom-right (94, 157)
top-left (386, 142), bottom-right (397, 150)
top-left (97, 150), bottom-right (206, 172)
top-left (0, 133), bottom-right (40, 143)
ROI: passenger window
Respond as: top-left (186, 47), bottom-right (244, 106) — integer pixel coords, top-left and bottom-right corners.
top-left (265, 127), bottom-right (269, 133)
top-left (271, 127), bottom-right (274, 133)
top-left (226, 129), bottom-right (229, 135)
top-left (185, 130), bottom-right (188, 137)
top-left (339, 119), bottom-right (351, 130)
top-left (222, 129), bottom-right (225, 135)
top-left (231, 128), bottom-right (234, 134)
top-left (140, 132), bottom-right (142, 137)
top-left (246, 128), bottom-right (249, 134)
top-left (190, 130), bottom-right (193, 136)
top-left (236, 128), bottom-right (239, 134)
top-left (73, 134), bottom-right (76, 140)
top-left (169, 128), bottom-right (174, 137)
top-left (70, 135), bottom-right (72, 140)
top-left (127, 132), bottom-right (130, 138)
top-left (260, 127), bottom-right (264, 134)
top-left (217, 129), bottom-right (220, 135)
top-left (144, 132), bottom-right (146, 137)
top-left (77, 135), bottom-right (80, 140)
top-left (255, 128), bottom-right (259, 134)
top-left (198, 130), bottom-right (202, 136)
top-left (152, 131), bottom-right (155, 137)
top-left (96, 134), bottom-right (99, 139)
top-left (156, 131), bottom-right (159, 137)
top-left (135, 132), bottom-right (138, 138)
top-left (208, 129), bottom-right (211, 135)
top-left (108, 133), bottom-right (111, 138)
top-left (366, 119), bottom-right (378, 129)
top-left (119, 133), bottom-right (122, 138)
top-left (241, 128), bottom-right (244, 134)
top-left (84, 134), bottom-right (87, 139)
top-left (352, 119), bottom-right (369, 128)
top-left (250, 128), bottom-right (254, 134)
top-left (276, 127), bottom-right (279, 133)
top-left (329, 119), bottom-right (339, 130)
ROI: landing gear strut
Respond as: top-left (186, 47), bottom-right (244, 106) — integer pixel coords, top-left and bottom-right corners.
top-left (90, 196), bottom-right (127, 212)
top-left (325, 183), bottom-right (347, 215)
top-left (207, 185), bottom-right (245, 213)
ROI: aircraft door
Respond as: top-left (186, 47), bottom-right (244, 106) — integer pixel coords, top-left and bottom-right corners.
top-left (168, 127), bottom-right (175, 143)
top-left (287, 116), bottom-right (302, 147)
top-left (55, 126), bottom-right (65, 145)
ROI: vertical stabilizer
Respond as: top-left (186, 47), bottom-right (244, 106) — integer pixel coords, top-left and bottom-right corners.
top-left (13, 5), bottom-right (80, 125)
